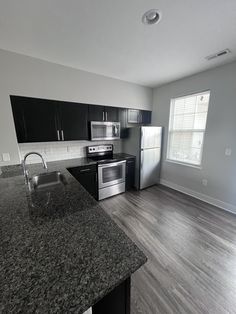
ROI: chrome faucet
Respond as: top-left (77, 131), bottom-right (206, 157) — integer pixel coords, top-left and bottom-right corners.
top-left (22, 152), bottom-right (47, 185)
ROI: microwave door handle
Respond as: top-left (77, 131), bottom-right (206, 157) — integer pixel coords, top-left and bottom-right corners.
top-left (113, 125), bottom-right (117, 136)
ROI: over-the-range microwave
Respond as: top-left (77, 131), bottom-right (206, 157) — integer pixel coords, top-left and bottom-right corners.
top-left (90, 121), bottom-right (120, 141)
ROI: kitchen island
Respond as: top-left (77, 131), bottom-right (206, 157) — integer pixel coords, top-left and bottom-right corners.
top-left (0, 158), bottom-right (147, 313)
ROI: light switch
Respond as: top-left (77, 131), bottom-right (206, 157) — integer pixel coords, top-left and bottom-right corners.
top-left (225, 148), bottom-right (232, 156)
top-left (2, 153), bottom-right (10, 161)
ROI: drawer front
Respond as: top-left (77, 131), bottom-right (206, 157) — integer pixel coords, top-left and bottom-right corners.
top-left (70, 164), bottom-right (97, 174)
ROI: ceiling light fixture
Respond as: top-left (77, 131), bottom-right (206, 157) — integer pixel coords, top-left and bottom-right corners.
top-left (142, 9), bottom-right (162, 25)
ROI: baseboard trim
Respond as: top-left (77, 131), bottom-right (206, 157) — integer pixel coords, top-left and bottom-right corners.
top-left (160, 179), bottom-right (236, 215)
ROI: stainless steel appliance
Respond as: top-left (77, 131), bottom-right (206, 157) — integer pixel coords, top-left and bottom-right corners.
top-left (87, 145), bottom-right (126, 200)
top-left (122, 126), bottom-right (163, 190)
top-left (90, 121), bottom-right (120, 141)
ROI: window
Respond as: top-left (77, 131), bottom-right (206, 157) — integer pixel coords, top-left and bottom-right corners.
top-left (167, 91), bottom-right (210, 166)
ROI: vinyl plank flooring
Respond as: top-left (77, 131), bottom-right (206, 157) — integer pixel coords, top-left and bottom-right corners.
top-left (100, 184), bottom-right (236, 314)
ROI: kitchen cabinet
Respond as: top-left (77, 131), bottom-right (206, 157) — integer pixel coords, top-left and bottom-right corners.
top-left (105, 106), bottom-right (119, 121)
top-left (10, 96), bottom-right (89, 143)
top-left (88, 105), bottom-right (119, 122)
top-left (127, 109), bottom-right (151, 124)
top-left (59, 102), bottom-right (88, 140)
top-left (93, 277), bottom-right (130, 314)
top-left (126, 158), bottom-right (135, 190)
top-left (141, 110), bottom-right (152, 124)
top-left (11, 95), bottom-right (152, 143)
top-left (68, 164), bottom-right (98, 199)
top-left (88, 105), bottom-right (105, 121)
top-left (11, 96), bottom-right (58, 143)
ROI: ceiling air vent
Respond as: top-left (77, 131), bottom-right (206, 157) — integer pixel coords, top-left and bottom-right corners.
top-left (205, 49), bottom-right (231, 61)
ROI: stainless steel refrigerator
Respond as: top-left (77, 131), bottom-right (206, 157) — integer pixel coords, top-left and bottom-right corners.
top-left (123, 126), bottom-right (163, 190)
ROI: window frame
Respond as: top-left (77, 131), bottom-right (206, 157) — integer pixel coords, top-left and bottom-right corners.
top-left (166, 90), bottom-right (210, 168)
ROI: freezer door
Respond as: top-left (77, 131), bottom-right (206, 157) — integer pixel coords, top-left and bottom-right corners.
top-left (140, 147), bottom-right (161, 189)
top-left (141, 127), bottom-right (162, 149)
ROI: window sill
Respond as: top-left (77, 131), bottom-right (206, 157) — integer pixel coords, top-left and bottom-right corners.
top-left (165, 159), bottom-right (202, 170)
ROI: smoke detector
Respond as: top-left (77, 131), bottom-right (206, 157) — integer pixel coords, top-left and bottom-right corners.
top-left (205, 49), bottom-right (231, 61)
top-left (142, 9), bottom-right (162, 25)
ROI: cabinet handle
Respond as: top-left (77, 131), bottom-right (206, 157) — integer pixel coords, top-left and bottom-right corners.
top-left (61, 130), bottom-right (64, 141)
top-left (106, 112), bottom-right (108, 121)
top-left (57, 130), bottom-right (60, 141)
top-left (103, 111), bottom-right (105, 121)
top-left (80, 168), bottom-right (91, 172)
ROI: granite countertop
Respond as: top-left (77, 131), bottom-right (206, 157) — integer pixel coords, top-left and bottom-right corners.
top-left (0, 156), bottom-right (146, 313)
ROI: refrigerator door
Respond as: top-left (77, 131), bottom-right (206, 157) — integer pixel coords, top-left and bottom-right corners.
top-left (141, 127), bottom-right (162, 149)
top-left (140, 147), bottom-right (161, 189)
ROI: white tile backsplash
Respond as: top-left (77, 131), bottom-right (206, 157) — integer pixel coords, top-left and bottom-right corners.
top-left (19, 140), bottom-right (122, 164)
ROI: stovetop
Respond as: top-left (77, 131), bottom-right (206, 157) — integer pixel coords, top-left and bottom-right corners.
top-left (88, 154), bottom-right (123, 164)
top-left (86, 144), bottom-right (135, 164)
top-left (88, 153), bottom-right (134, 165)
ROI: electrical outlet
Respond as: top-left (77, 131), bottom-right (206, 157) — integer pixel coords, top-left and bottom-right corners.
top-left (225, 148), bottom-right (232, 156)
top-left (202, 179), bottom-right (208, 186)
top-left (2, 153), bottom-right (10, 162)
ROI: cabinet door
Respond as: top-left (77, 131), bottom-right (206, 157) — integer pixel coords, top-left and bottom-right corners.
top-left (105, 106), bottom-right (119, 121)
top-left (88, 105), bottom-right (105, 121)
top-left (119, 108), bottom-right (128, 139)
top-left (10, 96), bottom-right (26, 143)
top-left (126, 158), bottom-right (135, 190)
top-left (68, 165), bottom-right (98, 199)
top-left (127, 109), bottom-right (141, 123)
top-left (59, 102), bottom-right (89, 140)
top-left (11, 96), bottom-right (58, 143)
top-left (141, 110), bottom-right (152, 124)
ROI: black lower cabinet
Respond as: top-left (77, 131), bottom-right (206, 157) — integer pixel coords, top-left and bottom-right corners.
top-left (126, 158), bottom-right (135, 190)
top-left (68, 165), bottom-right (98, 199)
top-left (93, 277), bottom-right (130, 314)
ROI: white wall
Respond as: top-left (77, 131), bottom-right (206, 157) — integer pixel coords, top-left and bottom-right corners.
top-left (152, 61), bottom-right (236, 212)
top-left (0, 49), bottom-right (152, 165)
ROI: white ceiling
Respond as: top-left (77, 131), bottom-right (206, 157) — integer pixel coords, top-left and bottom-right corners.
top-left (0, 0), bottom-right (236, 87)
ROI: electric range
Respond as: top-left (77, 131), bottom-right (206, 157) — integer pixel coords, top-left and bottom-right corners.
top-left (87, 144), bottom-right (126, 200)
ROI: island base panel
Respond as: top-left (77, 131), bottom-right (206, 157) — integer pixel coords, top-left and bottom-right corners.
top-left (93, 277), bottom-right (130, 314)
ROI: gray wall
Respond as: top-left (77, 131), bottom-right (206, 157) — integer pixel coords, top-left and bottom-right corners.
top-left (152, 61), bottom-right (236, 211)
top-left (0, 49), bottom-right (152, 166)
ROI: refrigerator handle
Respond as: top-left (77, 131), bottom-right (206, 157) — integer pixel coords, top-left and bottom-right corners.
top-left (140, 149), bottom-right (144, 169)
top-left (141, 129), bottom-right (144, 149)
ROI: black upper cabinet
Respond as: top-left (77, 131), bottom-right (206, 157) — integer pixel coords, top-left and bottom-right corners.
top-left (11, 96), bottom-right (26, 143)
top-left (127, 109), bottom-right (151, 124)
top-left (141, 110), bottom-right (152, 124)
top-left (88, 104), bottom-right (119, 122)
top-left (10, 96), bottom-right (89, 143)
top-left (105, 106), bottom-right (119, 122)
top-left (11, 95), bottom-right (152, 143)
top-left (11, 96), bottom-right (58, 143)
top-left (59, 102), bottom-right (88, 140)
top-left (88, 105), bottom-right (105, 121)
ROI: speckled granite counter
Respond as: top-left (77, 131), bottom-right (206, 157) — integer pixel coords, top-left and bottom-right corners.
top-left (0, 158), bottom-right (146, 313)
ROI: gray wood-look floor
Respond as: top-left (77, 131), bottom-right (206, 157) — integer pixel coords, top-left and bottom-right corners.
top-left (100, 185), bottom-right (236, 314)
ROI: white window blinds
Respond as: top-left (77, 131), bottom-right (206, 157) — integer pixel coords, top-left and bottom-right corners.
top-left (167, 91), bottom-right (210, 166)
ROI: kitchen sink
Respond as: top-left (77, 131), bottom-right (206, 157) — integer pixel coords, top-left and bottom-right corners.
top-left (30, 171), bottom-right (67, 190)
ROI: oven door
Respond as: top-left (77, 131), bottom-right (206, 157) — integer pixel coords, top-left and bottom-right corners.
top-left (90, 121), bottom-right (120, 141)
top-left (98, 160), bottom-right (126, 189)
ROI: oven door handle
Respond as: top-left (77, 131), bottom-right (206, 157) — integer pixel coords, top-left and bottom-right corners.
top-left (98, 160), bottom-right (126, 168)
